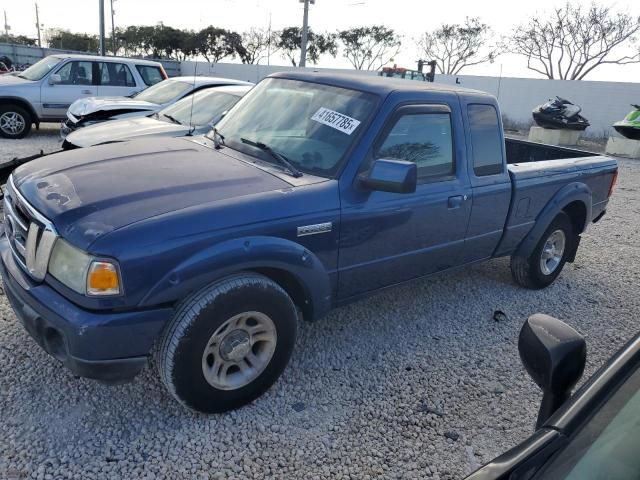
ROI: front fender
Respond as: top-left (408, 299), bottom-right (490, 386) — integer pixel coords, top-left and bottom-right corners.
top-left (139, 236), bottom-right (332, 320)
top-left (515, 182), bottom-right (592, 259)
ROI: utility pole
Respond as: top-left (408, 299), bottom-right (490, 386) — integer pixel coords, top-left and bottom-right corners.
top-left (98, 0), bottom-right (106, 56)
top-left (299, 0), bottom-right (313, 68)
top-left (4, 11), bottom-right (9, 44)
top-left (35, 3), bottom-right (42, 48)
top-left (110, 0), bottom-right (116, 54)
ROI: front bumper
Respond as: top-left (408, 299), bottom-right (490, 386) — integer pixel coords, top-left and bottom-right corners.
top-left (0, 237), bottom-right (174, 383)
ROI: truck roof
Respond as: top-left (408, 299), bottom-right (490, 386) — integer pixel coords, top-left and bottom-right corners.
top-left (270, 71), bottom-right (492, 98)
top-left (50, 54), bottom-right (162, 66)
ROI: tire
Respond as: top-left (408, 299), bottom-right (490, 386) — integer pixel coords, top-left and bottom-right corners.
top-left (511, 212), bottom-right (574, 289)
top-left (0, 105), bottom-right (32, 139)
top-left (157, 273), bottom-right (298, 413)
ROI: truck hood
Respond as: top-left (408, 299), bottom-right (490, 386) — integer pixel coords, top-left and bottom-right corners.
top-left (65, 116), bottom-right (190, 148)
top-left (68, 96), bottom-right (160, 118)
top-left (12, 138), bottom-right (290, 250)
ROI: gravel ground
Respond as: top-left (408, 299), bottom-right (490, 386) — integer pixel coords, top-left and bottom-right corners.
top-left (0, 124), bottom-right (62, 163)
top-left (0, 155), bottom-right (638, 480)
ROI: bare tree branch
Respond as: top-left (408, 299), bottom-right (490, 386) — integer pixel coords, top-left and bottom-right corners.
top-left (416, 17), bottom-right (499, 75)
top-left (510, 2), bottom-right (640, 80)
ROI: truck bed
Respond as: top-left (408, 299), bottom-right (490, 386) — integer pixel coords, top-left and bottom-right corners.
top-left (496, 137), bottom-right (618, 256)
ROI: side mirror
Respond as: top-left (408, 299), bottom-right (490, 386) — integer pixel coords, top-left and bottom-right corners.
top-left (519, 314), bottom-right (586, 429)
top-left (48, 74), bottom-right (62, 85)
top-left (358, 159), bottom-right (417, 194)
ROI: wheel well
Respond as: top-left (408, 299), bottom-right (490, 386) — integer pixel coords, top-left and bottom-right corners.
top-left (252, 267), bottom-right (312, 321)
top-left (0, 97), bottom-right (38, 124)
top-left (562, 201), bottom-right (587, 234)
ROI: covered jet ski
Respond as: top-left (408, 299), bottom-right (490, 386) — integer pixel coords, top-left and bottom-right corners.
top-left (532, 96), bottom-right (590, 131)
top-left (613, 105), bottom-right (640, 140)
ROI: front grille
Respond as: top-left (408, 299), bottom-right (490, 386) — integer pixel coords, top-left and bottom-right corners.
top-left (3, 176), bottom-right (58, 281)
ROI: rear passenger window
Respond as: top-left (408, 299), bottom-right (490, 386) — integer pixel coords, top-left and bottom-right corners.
top-left (468, 104), bottom-right (504, 176)
top-left (376, 113), bottom-right (454, 180)
top-left (99, 62), bottom-right (135, 87)
top-left (136, 65), bottom-right (164, 86)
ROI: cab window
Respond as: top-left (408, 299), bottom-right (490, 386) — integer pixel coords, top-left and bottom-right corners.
top-left (375, 112), bottom-right (454, 181)
top-left (468, 104), bottom-right (504, 176)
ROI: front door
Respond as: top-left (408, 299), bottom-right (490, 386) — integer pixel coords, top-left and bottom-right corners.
top-left (338, 104), bottom-right (472, 299)
top-left (40, 60), bottom-right (97, 119)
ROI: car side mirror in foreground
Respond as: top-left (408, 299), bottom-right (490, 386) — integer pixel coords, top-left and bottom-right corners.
top-left (48, 74), bottom-right (62, 85)
top-left (519, 314), bottom-right (586, 429)
top-left (358, 159), bottom-right (417, 194)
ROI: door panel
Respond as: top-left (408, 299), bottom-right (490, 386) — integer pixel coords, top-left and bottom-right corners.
top-left (339, 181), bottom-right (471, 297)
top-left (41, 61), bottom-right (97, 119)
top-left (461, 102), bottom-right (512, 262)
top-left (338, 104), bottom-right (471, 299)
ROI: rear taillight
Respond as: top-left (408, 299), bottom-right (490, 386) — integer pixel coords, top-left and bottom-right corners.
top-left (608, 170), bottom-right (618, 198)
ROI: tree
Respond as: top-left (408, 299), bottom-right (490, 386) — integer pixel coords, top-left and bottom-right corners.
top-left (416, 17), bottom-right (498, 75)
top-left (510, 2), bottom-right (640, 80)
top-left (196, 26), bottom-right (246, 63)
top-left (276, 27), bottom-right (337, 67)
top-left (241, 28), bottom-right (278, 64)
top-left (5, 34), bottom-right (37, 46)
top-left (338, 26), bottom-right (401, 70)
top-left (46, 29), bottom-right (99, 53)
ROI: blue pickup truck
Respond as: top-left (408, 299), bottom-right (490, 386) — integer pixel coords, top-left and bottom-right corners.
top-left (1, 72), bottom-right (617, 413)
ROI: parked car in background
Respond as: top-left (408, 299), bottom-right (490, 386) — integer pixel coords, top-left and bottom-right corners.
top-left (62, 85), bottom-right (252, 149)
top-left (467, 313), bottom-right (640, 479)
top-left (61, 76), bottom-right (254, 138)
top-left (0, 72), bottom-right (617, 413)
top-left (0, 54), bottom-right (167, 139)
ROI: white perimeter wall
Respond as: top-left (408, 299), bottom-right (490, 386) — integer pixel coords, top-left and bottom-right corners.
top-left (182, 61), bottom-right (640, 137)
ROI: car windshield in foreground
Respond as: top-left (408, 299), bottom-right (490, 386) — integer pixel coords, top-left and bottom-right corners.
top-left (537, 366), bottom-right (640, 479)
top-left (159, 89), bottom-right (240, 127)
top-left (211, 78), bottom-right (377, 177)
top-left (18, 56), bottom-right (63, 81)
top-left (133, 80), bottom-right (192, 104)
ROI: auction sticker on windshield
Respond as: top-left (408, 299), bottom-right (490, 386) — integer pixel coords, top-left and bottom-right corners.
top-left (311, 107), bottom-right (361, 135)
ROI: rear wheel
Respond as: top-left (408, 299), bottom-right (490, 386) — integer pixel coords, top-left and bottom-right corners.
top-left (157, 273), bottom-right (298, 413)
top-left (0, 105), bottom-right (32, 139)
top-left (511, 212), bottom-right (574, 289)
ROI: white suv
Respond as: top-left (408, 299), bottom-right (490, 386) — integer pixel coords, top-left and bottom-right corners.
top-left (0, 54), bottom-right (167, 139)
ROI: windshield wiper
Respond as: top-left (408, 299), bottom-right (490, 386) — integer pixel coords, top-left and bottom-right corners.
top-left (240, 137), bottom-right (303, 178)
top-left (212, 127), bottom-right (225, 149)
top-left (163, 113), bottom-right (182, 125)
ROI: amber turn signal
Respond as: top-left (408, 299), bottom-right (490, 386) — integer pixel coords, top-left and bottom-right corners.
top-left (87, 261), bottom-right (121, 296)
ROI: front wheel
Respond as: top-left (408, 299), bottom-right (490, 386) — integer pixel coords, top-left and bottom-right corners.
top-left (0, 105), bottom-right (32, 139)
top-left (157, 273), bottom-right (298, 413)
top-left (511, 212), bottom-right (575, 289)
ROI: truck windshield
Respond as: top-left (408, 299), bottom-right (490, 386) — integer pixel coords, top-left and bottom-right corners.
top-left (18, 56), bottom-right (63, 81)
top-left (133, 80), bottom-right (192, 104)
top-left (210, 78), bottom-right (377, 177)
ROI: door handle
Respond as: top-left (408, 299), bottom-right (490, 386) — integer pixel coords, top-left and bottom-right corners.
top-left (448, 195), bottom-right (465, 209)
top-left (81, 89), bottom-right (92, 94)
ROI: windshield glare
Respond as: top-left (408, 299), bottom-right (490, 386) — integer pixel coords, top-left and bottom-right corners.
top-left (19, 56), bottom-right (63, 81)
top-left (160, 89), bottom-right (240, 126)
top-left (213, 78), bottom-right (377, 177)
top-left (134, 80), bottom-right (192, 104)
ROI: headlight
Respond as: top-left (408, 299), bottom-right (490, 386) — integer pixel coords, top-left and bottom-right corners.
top-left (48, 239), bottom-right (121, 296)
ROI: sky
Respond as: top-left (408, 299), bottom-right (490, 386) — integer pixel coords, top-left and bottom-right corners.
top-left (2, 0), bottom-right (640, 81)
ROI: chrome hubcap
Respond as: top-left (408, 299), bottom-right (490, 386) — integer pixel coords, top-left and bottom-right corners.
top-left (540, 229), bottom-right (566, 275)
top-left (201, 311), bottom-right (277, 391)
top-left (0, 111), bottom-right (26, 136)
